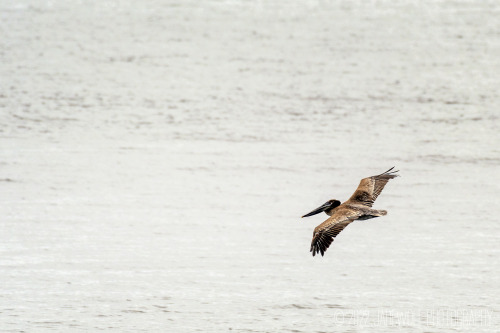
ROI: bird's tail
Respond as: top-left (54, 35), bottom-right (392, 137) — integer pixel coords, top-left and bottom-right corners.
top-left (358, 209), bottom-right (387, 221)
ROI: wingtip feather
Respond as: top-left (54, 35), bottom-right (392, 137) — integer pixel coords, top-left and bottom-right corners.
top-left (379, 166), bottom-right (400, 177)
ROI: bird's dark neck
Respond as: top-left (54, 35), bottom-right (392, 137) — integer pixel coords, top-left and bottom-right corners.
top-left (325, 204), bottom-right (341, 216)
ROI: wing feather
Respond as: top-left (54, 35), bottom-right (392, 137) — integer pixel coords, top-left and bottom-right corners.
top-left (310, 210), bottom-right (360, 257)
top-left (346, 167), bottom-right (399, 207)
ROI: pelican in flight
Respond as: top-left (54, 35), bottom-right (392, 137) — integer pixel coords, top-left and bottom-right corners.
top-left (302, 167), bottom-right (399, 256)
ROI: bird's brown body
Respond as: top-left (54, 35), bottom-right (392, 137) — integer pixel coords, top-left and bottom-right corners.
top-left (302, 167), bottom-right (399, 256)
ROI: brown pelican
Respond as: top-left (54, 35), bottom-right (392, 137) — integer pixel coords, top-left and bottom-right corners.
top-left (302, 167), bottom-right (399, 257)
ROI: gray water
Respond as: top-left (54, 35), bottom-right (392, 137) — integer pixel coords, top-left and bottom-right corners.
top-left (1, 1), bottom-right (499, 332)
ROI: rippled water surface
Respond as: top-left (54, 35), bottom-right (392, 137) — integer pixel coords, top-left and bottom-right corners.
top-left (1, 1), bottom-right (499, 332)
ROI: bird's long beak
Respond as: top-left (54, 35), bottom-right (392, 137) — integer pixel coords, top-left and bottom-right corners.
top-left (302, 202), bottom-right (330, 218)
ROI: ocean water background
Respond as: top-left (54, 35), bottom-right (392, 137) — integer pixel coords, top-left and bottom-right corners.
top-left (1, 1), bottom-right (499, 331)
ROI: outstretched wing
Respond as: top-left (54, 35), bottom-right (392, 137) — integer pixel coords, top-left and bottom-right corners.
top-left (346, 167), bottom-right (399, 207)
top-left (310, 211), bottom-right (360, 257)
